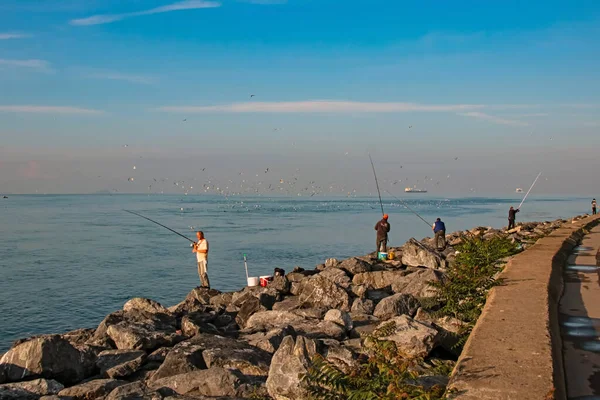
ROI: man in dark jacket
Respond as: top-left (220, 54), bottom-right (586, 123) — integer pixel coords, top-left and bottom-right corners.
top-left (508, 206), bottom-right (520, 230)
top-left (432, 218), bottom-right (446, 250)
top-left (375, 214), bottom-right (390, 253)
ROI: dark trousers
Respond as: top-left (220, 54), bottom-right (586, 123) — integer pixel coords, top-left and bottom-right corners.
top-left (377, 238), bottom-right (387, 253)
top-left (593, 207), bottom-right (597, 215)
top-left (434, 230), bottom-right (446, 250)
top-left (508, 219), bottom-right (516, 230)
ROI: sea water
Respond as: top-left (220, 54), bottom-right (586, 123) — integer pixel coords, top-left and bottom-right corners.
top-left (0, 194), bottom-right (591, 351)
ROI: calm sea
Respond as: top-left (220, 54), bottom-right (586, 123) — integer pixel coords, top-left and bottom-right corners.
top-left (0, 194), bottom-right (592, 351)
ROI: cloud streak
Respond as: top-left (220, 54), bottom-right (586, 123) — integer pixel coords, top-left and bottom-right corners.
top-left (0, 59), bottom-right (50, 70)
top-left (458, 111), bottom-right (529, 127)
top-left (0, 105), bottom-right (104, 115)
top-left (156, 100), bottom-right (487, 113)
top-left (86, 71), bottom-right (157, 85)
top-left (70, 0), bottom-right (221, 26)
top-left (0, 32), bottom-right (29, 40)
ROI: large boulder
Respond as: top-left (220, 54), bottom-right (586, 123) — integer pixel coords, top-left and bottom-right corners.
top-left (351, 298), bottom-right (375, 315)
top-left (245, 311), bottom-right (345, 341)
top-left (298, 275), bottom-right (350, 311)
top-left (58, 379), bottom-right (127, 400)
top-left (232, 287), bottom-right (281, 310)
top-left (0, 335), bottom-right (89, 385)
top-left (0, 379), bottom-right (64, 400)
top-left (104, 311), bottom-right (181, 351)
top-left (180, 312), bottom-right (220, 337)
top-left (245, 311), bottom-right (306, 331)
top-left (148, 341), bottom-right (206, 382)
top-left (373, 294), bottom-right (420, 320)
top-left (104, 381), bottom-right (163, 400)
top-left (336, 257), bottom-right (372, 275)
top-left (324, 310), bottom-right (353, 331)
top-left (272, 297), bottom-right (301, 312)
top-left (268, 276), bottom-right (291, 295)
top-left (321, 341), bottom-right (358, 375)
top-left (148, 367), bottom-right (242, 397)
top-left (203, 345), bottom-right (272, 376)
top-left (242, 326), bottom-right (297, 353)
top-left (235, 297), bottom-right (267, 329)
top-left (123, 298), bottom-right (171, 315)
top-left (96, 349), bottom-right (146, 379)
top-left (352, 270), bottom-right (408, 290)
top-left (317, 268), bottom-right (351, 289)
top-left (390, 268), bottom-right (444, 298)
top-left (266, 336), bottom-right (319, 400)
top-left (376, 315), bottom-right (439, 358)
top-left (401, 238), bottom-right (447, 270)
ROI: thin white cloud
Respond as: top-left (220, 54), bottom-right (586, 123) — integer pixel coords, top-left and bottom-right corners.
top-left (0, 59), bottom-right (50, 70)
top-left (458, 111), bottom-right (529, 127)
top-left (0, 105), bottom-right (104, 115)
top-left (0, 33), bottom-right (30, 40)
top-left (70, 0), bottom-right (221, 26)
top-left (156, 100), bottom-right (486, 113)
top-left (86, 71), bottom-right (157, 85)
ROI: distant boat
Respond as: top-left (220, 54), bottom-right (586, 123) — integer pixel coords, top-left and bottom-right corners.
top-left (2, 196), bottom-right (7, 199)
top-left (405, 187), bottom-right (427, 193)
top-left (515, 188), bottom-right (523, 193)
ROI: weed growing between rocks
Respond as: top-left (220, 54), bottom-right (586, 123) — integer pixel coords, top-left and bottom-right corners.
top-left (303, 322), bottom-right (451, 400)
top-left (425, 234), bottom-right (520, 349)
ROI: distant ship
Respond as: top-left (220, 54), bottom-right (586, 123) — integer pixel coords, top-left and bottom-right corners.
top-left (515, 188), bottom-right (523, 193)
top-left (405, 187), bottom-right (427, 193)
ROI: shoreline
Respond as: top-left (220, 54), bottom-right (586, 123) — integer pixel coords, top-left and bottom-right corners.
top-left (0, 214), bottom-right (594, 399)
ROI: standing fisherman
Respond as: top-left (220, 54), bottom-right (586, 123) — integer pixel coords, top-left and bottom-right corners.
top-left (508, 206), bottom-right (520, 230)
top-left (375, 214), bottom-right (391, 254)
top-left (432, 218), bottom-right (446, 251)
top-left (592, 199), bottom-right (597, 215)
top-left (192, 231), bottom-right (210, 288)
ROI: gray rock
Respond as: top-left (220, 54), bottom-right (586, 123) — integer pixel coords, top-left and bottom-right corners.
top-left (242, 326), bottom-right (296, 353)
top-left (58, 379), bottom-right (127, 400)
top-left (96, 349), bottom-right (146, 379)
top-left (267, 276), bottom-right (291, 295)
top-left (352, 270), bottom-right (408, 290)
top-left (271, 296), bottom-right (301, 312)
top-left (322, 341), bottom-right (358, 375)
top-left (390, 268), bottom-right (443, 298)
top-left (203, 345), bottom-right (271, 376)
top-left (373, 294), bottom-right (420, 320)
top-left (317, 268), bottom-right (351, 289)
top-left (351, 298), bottom-right (375, 315)
top-left (336, 257), bottom-right (372, 275)
top-left (231, 287), bottom-right (281, 310)
top-left (366, 289), bottom-right (391, 302)
top-left (105, 311), bottom-right (181, 351)
top-left (147, 348), bottom-right (170, 363)
top-left (0, 379), bottom-right (64, 400)
top-left (291, 307), bottom-right (327, 320)
top-left (235, 297), bottom-right (266, 329)
top-left (351, 284), bottom-right (367, 298)
top-left (245, 311), bottom-right (306, 331)
top-left (324, 310), bottom-right (353, 331)
top-left (149, 341), bottom-right (206, 382)
top-left (0, 335), bottom-right (89, 385)
top-left (376, 315), bottom-right (439, 358)
top-left (209, 292), bottom-right (233, 309)
top-left (104, 381), bottom-right (163, 400)
top-left (401, 238), bottom-right (447, 270)
top-left (123, 298), bottom-right (171, 316)
top-left (292, 321), bottom-right (346, 341)
top-left (148, 368), bottom-right (241, 397)
top-left (266, 336), bottom-right (318, 400)
top-left (181, 312), bottom-right (220, 337)
top-left (298, 275), bottom-right (350, 311)
top-left (324, 258), bottom-right (339, 268)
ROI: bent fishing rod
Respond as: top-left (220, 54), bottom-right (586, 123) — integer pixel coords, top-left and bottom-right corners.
top-left (369, 154), bottom-right (385, 216)
top-left (517, 172), bottom-right (542, 209)
top-left (384, 190), bottom-right (432, 228)
top-left (123, 209), bottom-right (196, 244)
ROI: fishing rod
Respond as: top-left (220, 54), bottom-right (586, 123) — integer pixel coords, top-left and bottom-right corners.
top-left (518, 172), bottom-right (542, 209)
top-left (384, 189), bottom-right (432, 228)
top-left (369, 154), bottom-right (385, 216)
top-left (123, 209), bottom-right (196, 244)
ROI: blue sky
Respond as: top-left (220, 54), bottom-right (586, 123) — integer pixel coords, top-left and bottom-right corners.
top-left (1, 0), bottom-right (599, 194)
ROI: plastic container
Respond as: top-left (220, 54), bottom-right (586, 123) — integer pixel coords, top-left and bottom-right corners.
top-left (247, 277), bottom-right (259, 287)
top-left (260, 275), bottom-right (273, 287)
top-left (377, 252), bottom-right (388, 261)
top-left (387, 251), bottom-right (395, 260)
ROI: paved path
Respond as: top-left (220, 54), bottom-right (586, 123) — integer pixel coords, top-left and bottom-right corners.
top-left (559, 224), bottom-right (600, 399)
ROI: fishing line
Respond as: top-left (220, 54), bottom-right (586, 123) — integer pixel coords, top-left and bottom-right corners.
top-left (369, 154), bottom-right (385, 216)
top-left (518, 172), bottom-right (542, 209)
top-left (124, 209), bottom-right (196, 243)
top-left (384, 190), bottom-right (432, 228)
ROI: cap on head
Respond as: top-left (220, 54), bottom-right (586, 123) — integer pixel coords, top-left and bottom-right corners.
top-left (436, 218), bottom-right (441, 221)
top-left (383, 214), bottom-right (389, 220)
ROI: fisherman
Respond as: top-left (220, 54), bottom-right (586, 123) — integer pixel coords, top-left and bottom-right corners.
top-left (374, 214), bottom-right (391, 254)
top-left (192, 231), bottom-right (210, 288)
top-left (432, 217), bottom-right (446, 251)
top-left (508, 206), bottom-right (520, 230)
top-left (592, 199), bottom-right (597, 215)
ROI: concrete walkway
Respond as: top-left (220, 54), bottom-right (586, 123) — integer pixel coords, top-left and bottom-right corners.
top-left (559, 224), bottom-right (600, 399)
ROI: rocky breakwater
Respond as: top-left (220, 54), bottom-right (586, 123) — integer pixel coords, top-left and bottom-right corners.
top-left (0, 217), bottom-right (581, 400)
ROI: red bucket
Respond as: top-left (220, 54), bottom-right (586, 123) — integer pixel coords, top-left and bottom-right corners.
top-left (259, 275), bottom-right (273, 287)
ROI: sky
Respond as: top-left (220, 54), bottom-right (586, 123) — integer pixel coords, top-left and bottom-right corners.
top-left (1, 0), bottom-right (599, 195)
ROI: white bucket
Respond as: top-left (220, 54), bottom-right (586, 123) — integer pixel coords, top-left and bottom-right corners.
top-left (247, 277), bottom-right (259, 287)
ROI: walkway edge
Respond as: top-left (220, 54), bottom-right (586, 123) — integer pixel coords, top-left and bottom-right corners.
top-left (448, 215), bottom-right (600, 400)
